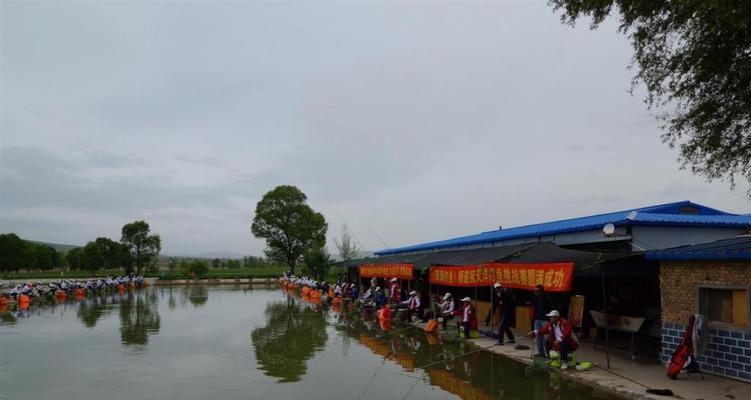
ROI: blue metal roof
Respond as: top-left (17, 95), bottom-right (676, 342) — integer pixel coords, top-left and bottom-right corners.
top-left (646, 236), bottom-right (751, 260)
top-left (376, 201), bottom-right (751, 256)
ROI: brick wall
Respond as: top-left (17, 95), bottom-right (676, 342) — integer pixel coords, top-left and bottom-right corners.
top-left (661, 324), bottom-right (751, 382)
top-left (660, 261), bottom-right (751, 382)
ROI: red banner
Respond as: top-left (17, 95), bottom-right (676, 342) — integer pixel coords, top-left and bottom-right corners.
top-left (359, 264), bottom-right (413, 280)
top-left (429, 262), bottom-right (574, 292)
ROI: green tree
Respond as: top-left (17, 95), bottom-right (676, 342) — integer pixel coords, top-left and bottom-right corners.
top-left (65, 247), bottom-right (84, 270)
top-left (181, 259), bottom-right (209, 277)
top-left (0, 233), bottom-right (26, 272)
top-left (168, 257), bottom-right (179, 273)
top-left (82, 242), bottom-right (106, 273)
top-left (251, 185), bottom-right (327, 274)
top-left (550, 1), bottom-right (751, 191)
top-left (121, 221), bottom-right (161, 275)
top-left (93, 237), bottom-right (132, 270)
top-left (211, 258), bottom-right (221, 269)
top-left (333, 224), bottom-right (360, 262)
top-left (302, 245), bottom-right (332, 281)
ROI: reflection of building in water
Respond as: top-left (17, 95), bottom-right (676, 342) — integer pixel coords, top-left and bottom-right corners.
top-left (250, 298), bottom-right (327, 383)
top-left (429, 369), bottom-right (494, 400)
top-left (119, 291), bottom-right (160, 346)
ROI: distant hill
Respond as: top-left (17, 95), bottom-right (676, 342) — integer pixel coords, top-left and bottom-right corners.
top-left (27, 240), bottom-right (78, 252)
top-left (190, 251), bottom-right (247, 260)
top-left (19, 237), bottom-right (254, 260)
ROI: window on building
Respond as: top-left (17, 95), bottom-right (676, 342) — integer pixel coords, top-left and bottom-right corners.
top-left (698, 287), bottom-right (749, 328)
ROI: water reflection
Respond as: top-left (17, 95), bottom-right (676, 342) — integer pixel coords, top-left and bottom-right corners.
top-left (186, 285), bottom-right (209, 307)
top-left (250, 296), bottom-right (328, 382)
top-left (331, 303), bottom-right (601, 400)
top-left (77, 295), bottom-right (113, 328)
top-left (119, 291), bottom-right (160, 346)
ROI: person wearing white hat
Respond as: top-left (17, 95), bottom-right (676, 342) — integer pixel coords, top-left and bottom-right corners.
top-left (460, 297), bottom-right (477, 338)
top-left (526, 310), bottom-right (579, 369)
top-left (439, 292), bottom-right (455, 329)
top-left (400, 290), bottom-right (421, 322)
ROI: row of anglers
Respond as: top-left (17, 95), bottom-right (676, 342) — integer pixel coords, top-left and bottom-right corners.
top-left (281, 273), bottom-right (584, 371)
top-left (0, 274), bottom-right (148, 306)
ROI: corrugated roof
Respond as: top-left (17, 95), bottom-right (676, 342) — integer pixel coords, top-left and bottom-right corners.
top-left (645, 236), bottom-right (751, 260)
top-left (376, 201), bottom-right (751, 256)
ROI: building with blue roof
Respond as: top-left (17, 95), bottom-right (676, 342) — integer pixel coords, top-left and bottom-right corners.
top-left (376, 201), bottom-right (751, 256)
top-left (646, 235), bottom-right (751, 383)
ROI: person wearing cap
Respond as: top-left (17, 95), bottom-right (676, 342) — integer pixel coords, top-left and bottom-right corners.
top-left (349, 283), bottom-right (359, 301)
top-left (388, 278), bottom-right (401, 304)
top-left (486, 283), bottom-right (515, 345)
top-left (526, 310), bottom-right (579, 369)
top-left (531, 284), bottom-right (553, 357)
top-left (439, 292), bottom-right (455, 329)
top-left (400, 290), bottom-right (421, 322)
top-left (460, 297), bottom-right (477, 338)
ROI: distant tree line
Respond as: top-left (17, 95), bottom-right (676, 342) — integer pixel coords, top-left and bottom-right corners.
top-left (0, 233), bottom-right (62, 272)
top-left (0, 220), bottom-right (161, 276)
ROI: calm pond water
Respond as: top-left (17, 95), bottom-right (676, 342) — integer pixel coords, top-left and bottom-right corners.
top-left (0, 286), bottom-right (620, 400)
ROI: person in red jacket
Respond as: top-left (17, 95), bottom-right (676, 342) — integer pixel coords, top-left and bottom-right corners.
top-left (460, 297), bottom-right (477, 338)
top-left (526, 310), bottom-right (578, 369)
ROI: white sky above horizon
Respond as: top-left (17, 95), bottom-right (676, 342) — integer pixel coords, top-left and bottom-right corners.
top-left (1, 1), bottom-right (749, 256)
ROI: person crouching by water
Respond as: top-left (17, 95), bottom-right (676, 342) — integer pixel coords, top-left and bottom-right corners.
top-left (526, 310), bottom-right (579, 370)
top-left (439, 292), bottom-right (455, 330)
top-left (460, 297), bottom-right (477, 338)
top-left (400, 290), bottom-right (420, 322)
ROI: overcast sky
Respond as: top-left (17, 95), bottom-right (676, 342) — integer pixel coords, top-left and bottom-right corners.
top-left (1, 1), bottom-right (749, 257)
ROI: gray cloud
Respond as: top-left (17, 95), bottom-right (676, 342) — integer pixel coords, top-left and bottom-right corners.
top-left (1, 2), bottom-right (749, 255)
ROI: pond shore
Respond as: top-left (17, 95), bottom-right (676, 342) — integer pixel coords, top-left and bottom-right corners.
top-left (412, 321), bottom-right (750, 400)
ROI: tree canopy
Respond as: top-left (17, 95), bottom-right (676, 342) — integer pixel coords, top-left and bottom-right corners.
top-left (550, 1), bottom-right (751, 190)
top-left (302, 245), bottom-right (332, 281)
top-left (251, 185), bottom-right (327, 274)
top-left (121, 221), bottom-right (161, 275)
top-left (0, 233), bottom-right (60, 272)
top-left (334, 224), bottom-right (360, 262)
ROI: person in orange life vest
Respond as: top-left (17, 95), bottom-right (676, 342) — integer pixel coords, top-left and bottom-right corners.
top-left (526, 310), bottom-right (578, 369)
top-left (460, 297), bottom-right (477, 338)
top-left (400, 290), bottom-right (420, 322)
top-left (388, 277), bottom-right (400, 303)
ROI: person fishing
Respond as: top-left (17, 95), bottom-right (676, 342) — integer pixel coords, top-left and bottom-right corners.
top-left (388, 278), bottom-right (400, 303)
top-left (526, 310), bottom-right (578, 370)
top-left (531, 284), bottom-right (553, 357)
top-left (349, 283), bottom-right (359, 302)
top-left (439, 292), bottom-right (455, 329)
top-left (493, 282), bottom-right (516, 346)
top-left (374, 287), bottom-right (387, 309)
top-left (460, 297), bottom-right (477, 338)
top-left (400, 290), bottom-right (420, 323)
